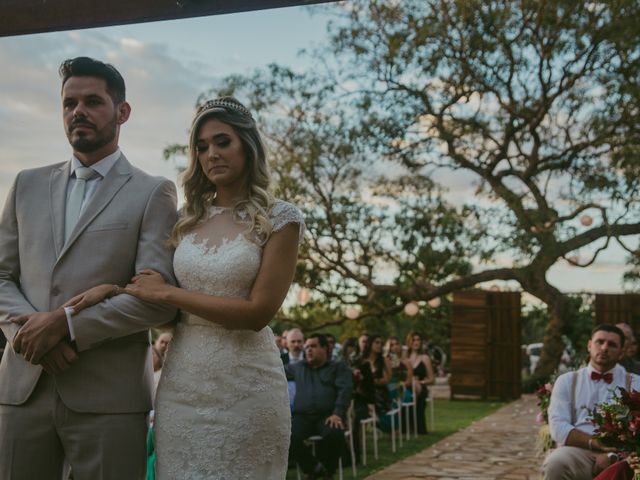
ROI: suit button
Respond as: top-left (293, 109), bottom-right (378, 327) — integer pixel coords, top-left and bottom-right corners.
top-left (51, 286), bottom-right (60, 296)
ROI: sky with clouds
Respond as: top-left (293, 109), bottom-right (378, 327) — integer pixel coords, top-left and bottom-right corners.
top-left (0, 3), bottom-right (633, 297)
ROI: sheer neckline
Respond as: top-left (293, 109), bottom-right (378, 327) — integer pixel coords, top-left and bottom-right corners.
top-left (207, 204), bottom-right (252, 222)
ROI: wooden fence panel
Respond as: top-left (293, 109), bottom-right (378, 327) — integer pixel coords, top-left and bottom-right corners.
top-left (450, 290), bottom-right (521, 400)
top-left (594, 294), bottom-right (640, 332)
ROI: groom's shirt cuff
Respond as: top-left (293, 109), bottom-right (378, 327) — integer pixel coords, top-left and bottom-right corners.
top-left (64, 306), bottom-right (76, 341)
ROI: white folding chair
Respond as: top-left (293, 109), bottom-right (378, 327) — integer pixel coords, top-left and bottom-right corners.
top-left (295, 406), bottom-right (356, 480)
top-left (345, 402), bottom-right (357, 477)
top-left (360, 404), bottom-right (378, 466)
top-left (400, 380), bottom-right (418, 439)
top-left (384, 400), bottom-right (402, 453)
top-left (401, 378), bottom-right (436, 435)
top-left (426, 391), bottom-right (435, 431)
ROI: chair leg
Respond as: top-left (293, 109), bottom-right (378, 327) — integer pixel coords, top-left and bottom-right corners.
top-left (350, 445), bottom-right (357, 477)
top-left (398, 406), bottom-right (403, 448)
top-left (430, 397), bottom-right (435, 431)
top-left (338, 456), bottom-right (343, 480)
top-left (361, 425), bottom-right (367, 466)
top-left (404, 407), bottom-right (410, 441)
top-left (296, 464), bottom-right (302, 480)
top-left (390, 412), bottom-right (396, 453)
top-left (347, 428), bottom-right (357, 477)
top-left (373, 422), bottom-right (378, 460)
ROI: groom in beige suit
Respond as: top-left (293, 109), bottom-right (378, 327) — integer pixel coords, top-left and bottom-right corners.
top-left (0, 57), bottom-right (178, 479)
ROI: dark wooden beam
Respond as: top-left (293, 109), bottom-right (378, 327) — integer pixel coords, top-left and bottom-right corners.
top-left (0, 0), bottom-right (338, 38)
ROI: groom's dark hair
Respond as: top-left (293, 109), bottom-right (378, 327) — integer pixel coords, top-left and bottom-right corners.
top-left (59, 56), bottom-right (126, 104)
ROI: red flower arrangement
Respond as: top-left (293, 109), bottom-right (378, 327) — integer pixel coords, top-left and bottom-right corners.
top-left (590, 388), bottom-right (640, 479)
top-left (536, 383), bottom-right (553, 425)
top-left (590, 388), bottom-right (640, 453)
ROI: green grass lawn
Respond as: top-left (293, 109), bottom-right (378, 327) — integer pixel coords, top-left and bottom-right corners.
top-left (286, 398), bottom-right (505, 479)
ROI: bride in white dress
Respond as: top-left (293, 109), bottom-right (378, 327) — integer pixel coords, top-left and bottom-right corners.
top-left (65, 97), bottom-right (303, 479)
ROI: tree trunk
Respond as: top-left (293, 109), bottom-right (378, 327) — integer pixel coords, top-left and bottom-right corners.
top-left (518, 267), bottom-right (570, 381)
top-left (534, 295), bottom-right (571, 379)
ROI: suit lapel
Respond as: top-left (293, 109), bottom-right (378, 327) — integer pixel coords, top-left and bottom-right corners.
top-left (57, 154), bottom-right (133, 260)
top-left (50, 162), bottom-right (71, 258)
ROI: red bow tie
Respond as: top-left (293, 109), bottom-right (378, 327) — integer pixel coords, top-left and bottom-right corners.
top-left (591, 371), bottom-right (613, 384)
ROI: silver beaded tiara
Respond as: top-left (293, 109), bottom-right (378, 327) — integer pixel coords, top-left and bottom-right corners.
top-left (196, 99), bottom-right (253, 119)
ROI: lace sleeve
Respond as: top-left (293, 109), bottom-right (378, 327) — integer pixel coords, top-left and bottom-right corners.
top-left (271, 200), bottom-right (305, 244)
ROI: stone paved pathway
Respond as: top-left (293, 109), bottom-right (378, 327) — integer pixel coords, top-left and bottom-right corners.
top-left (366, 394), bottom-right (541, 480)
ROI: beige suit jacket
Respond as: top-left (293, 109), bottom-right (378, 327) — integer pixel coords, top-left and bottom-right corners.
top-left (0, 154), bottom-right (178, 413)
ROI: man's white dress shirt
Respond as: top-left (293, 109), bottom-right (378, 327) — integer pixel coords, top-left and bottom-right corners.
top-left (548, 363), bottom-right (640, 445)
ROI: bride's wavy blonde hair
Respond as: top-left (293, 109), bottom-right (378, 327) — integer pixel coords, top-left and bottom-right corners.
top-left (170, 96), bottom-right (274, 246)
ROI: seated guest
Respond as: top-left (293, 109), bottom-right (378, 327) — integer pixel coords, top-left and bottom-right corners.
top-left (325, 333), bottom-right (341, 361)
top-left (340, 337), bottom-right (358, 367)
top-left (405, 331), bottom-right (435, 434)
top-left (616, 323), bottom-right (640, 374)
top-left (151, 346), bottom-right (164, 401)
top-left (282, 328), bottom-right (305, 365)
top-left (357, 333), bottom-right (368, 358)
top-left (155, 331), bottom-right (173, 360)
top-left (384, 336), bottom-right (414, 402)
top-left (275, 331), bottom-right (287, 354)
top-left (286, 334), bottom-right (353, 480)
top-left (359, 334), bottom-right (394, 432)
top-left (543, 324), bottom-right (640, 479)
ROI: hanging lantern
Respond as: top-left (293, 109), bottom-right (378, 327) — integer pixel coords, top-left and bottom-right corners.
top-left (403, 302), bottom-right (419, 316)
top-left (580, 215), bottom-right (593, 226)
top-left (428, 297), bottom-right (441, 308)
top-left (345, 306), bottom-right (360, 320)
top-left (297, 287), bottom-right (311, 305)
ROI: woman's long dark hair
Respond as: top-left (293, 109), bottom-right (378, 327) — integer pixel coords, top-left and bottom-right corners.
top-left (362, 333), bottom-right (385, 374)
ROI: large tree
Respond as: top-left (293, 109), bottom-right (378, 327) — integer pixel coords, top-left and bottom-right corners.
top-left (169, 0), bottom-right (640, 379)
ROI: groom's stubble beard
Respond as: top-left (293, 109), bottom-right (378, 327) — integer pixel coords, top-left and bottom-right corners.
top-left (67, 112), bottom-right (118, 153)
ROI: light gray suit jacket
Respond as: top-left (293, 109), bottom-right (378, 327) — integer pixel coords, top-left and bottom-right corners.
top-left (0, 154), bottom-right (178, 413)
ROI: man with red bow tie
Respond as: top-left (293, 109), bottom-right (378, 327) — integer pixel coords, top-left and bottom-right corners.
top-left (543, 324), bottom-right (640, 479)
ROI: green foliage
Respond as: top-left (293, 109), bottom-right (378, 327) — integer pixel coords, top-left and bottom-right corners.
top-left (521, 305), bottom-right (549, 345)
top-left (521, 294), bottom-right (593, 358)
top-left (172, 0), bottom-right (640, 375)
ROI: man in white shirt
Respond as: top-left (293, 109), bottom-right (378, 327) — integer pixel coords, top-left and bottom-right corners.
top-left (543, 324), bottom-right (640, 479)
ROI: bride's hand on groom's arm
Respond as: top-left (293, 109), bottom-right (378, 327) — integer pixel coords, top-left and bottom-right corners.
top-left (124, 269), bottom-right (172, 303)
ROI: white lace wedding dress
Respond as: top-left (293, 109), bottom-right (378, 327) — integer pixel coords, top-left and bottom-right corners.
top-left (154, 200), bottom-right (304, 480)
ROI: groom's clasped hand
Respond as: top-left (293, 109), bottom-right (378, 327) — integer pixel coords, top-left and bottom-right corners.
top-left (11, 310), bottom-right (71, 366)
top-left (11, 268), bottom-right (169, 370)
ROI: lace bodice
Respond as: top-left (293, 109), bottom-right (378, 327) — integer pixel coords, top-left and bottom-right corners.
top-left (173, 199), bottom-right (305, 298)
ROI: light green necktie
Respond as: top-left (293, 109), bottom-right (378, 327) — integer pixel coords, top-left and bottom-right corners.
top-left (65, 166), bottom-right (97, 242)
